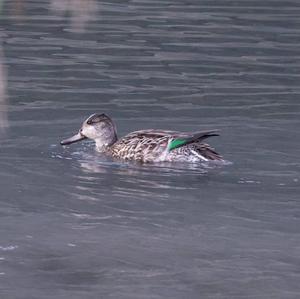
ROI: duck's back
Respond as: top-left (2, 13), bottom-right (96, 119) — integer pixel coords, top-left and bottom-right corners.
top-left (110, 130), bottom-right (172, 162)
top-left (109, 129), bottom-right (222, 163)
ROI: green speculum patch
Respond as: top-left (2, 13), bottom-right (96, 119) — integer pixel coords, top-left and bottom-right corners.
top-left (168, 139), bottom-right (187, 151)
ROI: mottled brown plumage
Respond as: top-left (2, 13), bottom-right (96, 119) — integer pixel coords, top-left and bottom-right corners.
top-left (109, 130), bottom-right (222, 162)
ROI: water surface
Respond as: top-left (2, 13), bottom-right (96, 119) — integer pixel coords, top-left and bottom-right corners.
top-left (0, 0), bottom-right (300, 298)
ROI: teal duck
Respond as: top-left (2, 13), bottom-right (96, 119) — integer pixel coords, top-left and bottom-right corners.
top-left (60, 113), bottom-right (223, 163)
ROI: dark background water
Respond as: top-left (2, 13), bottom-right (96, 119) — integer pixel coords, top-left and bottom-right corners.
top-left (0, 0), bottom-right (300, 298)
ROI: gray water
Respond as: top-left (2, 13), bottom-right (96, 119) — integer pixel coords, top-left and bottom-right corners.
top-left (0, 0), bottom-right (300, 298)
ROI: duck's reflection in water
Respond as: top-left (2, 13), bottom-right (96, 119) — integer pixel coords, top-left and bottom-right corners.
top-left (76, 150), bottom-right (225, 176)
top-left (76, 151), bottom-right (210, 176)
top-left (50, 0), bottom-right (99, 32)
top-left (76, 154), bottom-right (212, 193)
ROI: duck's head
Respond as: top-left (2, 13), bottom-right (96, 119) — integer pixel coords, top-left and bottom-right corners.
top-left (60, 113), bottom-right (117, 150)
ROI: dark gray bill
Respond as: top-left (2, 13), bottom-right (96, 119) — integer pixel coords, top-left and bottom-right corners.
top-left (60, 132), bottom-right (86, 145)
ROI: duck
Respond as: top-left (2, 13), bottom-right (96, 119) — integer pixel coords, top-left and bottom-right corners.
top-left (60, 113), bottom-right (223, 163)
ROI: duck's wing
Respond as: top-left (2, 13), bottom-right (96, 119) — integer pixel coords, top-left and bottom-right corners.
top-left (111, 129), bottom-right (220, 161)
top-left (116, 129), bottom-right (220, 151)
top-left (111, 130), bottom-right (174, 160)
top-left (167, 130), bottom-right (219, 151)
top-left (167, 130), bottom-right (222, 161)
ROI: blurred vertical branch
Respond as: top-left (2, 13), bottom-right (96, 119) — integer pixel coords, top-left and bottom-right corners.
top-left (0, 0), bottom-right (8, 136)
top-left (0, 46), bottom-right (7, 136)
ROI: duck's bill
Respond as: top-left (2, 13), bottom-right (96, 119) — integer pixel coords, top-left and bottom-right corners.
top-left (60, 133), bottom-right (86, 145)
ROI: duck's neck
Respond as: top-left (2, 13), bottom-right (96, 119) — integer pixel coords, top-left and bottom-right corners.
top-left (95, 134), bottom-right (118, 152)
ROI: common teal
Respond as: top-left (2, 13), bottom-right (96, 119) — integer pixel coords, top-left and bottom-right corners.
top-left (60, 113), bottom-right (223, 163)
